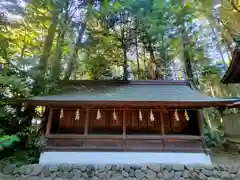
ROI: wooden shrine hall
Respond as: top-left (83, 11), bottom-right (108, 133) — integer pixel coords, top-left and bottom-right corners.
top-left (27, 80), bottom-right (239, 164)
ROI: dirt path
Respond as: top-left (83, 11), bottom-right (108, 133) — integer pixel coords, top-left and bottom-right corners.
top-left (210, 148), bottom-right (240, 164)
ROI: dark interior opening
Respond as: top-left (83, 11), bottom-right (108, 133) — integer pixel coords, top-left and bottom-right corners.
top-left (163, 110), bottom-right (200, 136)
top-left (50, 109), bottom-right (85, 134)
top-left (184, 110), bottom-right (200, 136)
top-left (49, 108), bottom-right (200, 136)
top-left (126, 110), bottom-right (162, 135)
top-left (50, 109), bottom-right (60, 134)
top-left (88, 109), bottom-right (122, 135)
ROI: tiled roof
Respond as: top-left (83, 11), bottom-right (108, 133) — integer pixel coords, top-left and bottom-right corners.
top-left (28, 80), bottom-right (239, 106)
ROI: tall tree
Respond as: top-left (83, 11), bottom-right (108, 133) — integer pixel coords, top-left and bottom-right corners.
top-left (32, 0), bottom-right (63, 94)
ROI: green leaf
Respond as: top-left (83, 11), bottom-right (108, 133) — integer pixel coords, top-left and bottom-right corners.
top-left (113, 2), bottom-right (122, 11)
top-left (153, 0), bottom-right (165, 11)
top-left (104, 0), bottom-right (108, 9)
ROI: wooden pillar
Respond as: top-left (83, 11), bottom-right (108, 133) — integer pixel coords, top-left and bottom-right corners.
top-left (84, 109), bottom-right (89, 136)
top-left (123, 110), bottom-right (126, 137)
top-left (160, 111), bottom-right (165, 149)
top-left (45, 108), bottom-right (53, 136)
top-left (197, 110), bottom-right (208, 152)
top-left (123, 110), bottom-right (126, 151)
top-left (160, 111), bottom-right (165, 135)
top-left (197, 110), bottom-right (204, 136)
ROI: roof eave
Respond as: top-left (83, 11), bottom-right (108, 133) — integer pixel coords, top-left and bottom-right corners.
top-left (60, 80), bottom-right (189, 86)
top-left (27, 99), bottom-right (239, 109)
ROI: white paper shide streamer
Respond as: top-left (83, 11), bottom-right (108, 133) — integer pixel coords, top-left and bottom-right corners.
top-left (60, 108), bottom-right (64, 119)
top-left (150, 109), bottom-right (155, 121)
top-left (184, 109), bottom-right (189, 121)
top-left (139, 109), bottom-right (143, 121)
top-left (96, 109), bottom-right (101, 120)
top-left (174, 109), bottom-right (180, 121)
top-left (113, 109), bottom-right (117, 120)
top-left (75, 109), bottom-right (80, 120)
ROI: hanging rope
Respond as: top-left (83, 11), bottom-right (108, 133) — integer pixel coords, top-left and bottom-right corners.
top-left (139, 109), bottom-right (143, 121)
top-left (96, 109), bottom-right (101, 120)
top-left (184, 109), bottom-right (189, 121)
top-left (60, 108), bottom-right (64, 119)
top-left (150, 109), bottom-right (155, 121)
top-left (113, 108), bottom-right (117, 120)
top-left (75, 109), bottom-right (80, 120)
top-left (174, 109), bottom-right (180, 121)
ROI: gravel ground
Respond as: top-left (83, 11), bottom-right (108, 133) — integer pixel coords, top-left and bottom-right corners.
top-left (210, 147), bottom-right (240, 164)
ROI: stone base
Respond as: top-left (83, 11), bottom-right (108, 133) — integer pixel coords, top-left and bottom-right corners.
top-left (2, 163), bottom-right (240, 179)
top-left (39, 152), bottom-right (211, 165)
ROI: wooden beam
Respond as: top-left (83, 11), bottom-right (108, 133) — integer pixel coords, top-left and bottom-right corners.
top-left (44, 134), bottom-right (204, 152)
top-left (28, 100), bottom-right (234, 109)
top-left (46, 134), bottom-right (203, 140)
top-left (84, 109), bottom-right (89, 136)
top-left (45, 108), bottom-right (53, 136)
top-left (43, 146), bottom-right (205, 153)
top-left (50, 107), bottom-right (185, 111)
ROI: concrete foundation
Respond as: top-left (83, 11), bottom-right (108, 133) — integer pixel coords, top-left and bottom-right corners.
top-left (39, 152), bottom-right (211, 165)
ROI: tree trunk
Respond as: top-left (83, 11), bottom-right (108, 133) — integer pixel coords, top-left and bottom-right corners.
top-left (209, 22), bottom-right (228, 69)
top-left (64, 23), bottom-right (86, 80)
top-left (222, 33), bottom-right (234, 58)
top-left (64, 0), bottom-right (92, 80)
top-left (180, 0), bottom-right (199, 87)
top-left (122, 43), bottom-right (128, 80)
top-left (33, 12), bottom-right (58, 94)
top-left (19, 30), bottom-right (26, 62)
top-left (183, 47), bottom-right (194, 81)
top-left (38, 16), bottom-right (58, 75)
top-left (181, 28), bottom-right (199, 87)
top-left (143, 47), bottom-right (147, 79)
top-left (136, 37), bottom-right (140, 80)
top-left (148, 43), bottom-right (159, 80)
top-left (52, 1), bottom-right (69, 81)
top-left (211, 0), bottom-right (228, 69)
top-left (51, 30), bottom-right (65, 80)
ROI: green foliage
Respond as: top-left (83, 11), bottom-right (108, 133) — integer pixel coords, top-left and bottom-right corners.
top-left (204, 124), bottom-right (224, 148)
top-left (0, 74), bottom-right (30, 97)
top-left (0, 107), bottom-right (41, 164)
top-left (202, 109), bottom-right (225, 148)
top-left (0, 135), bottom-right (20, 150)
